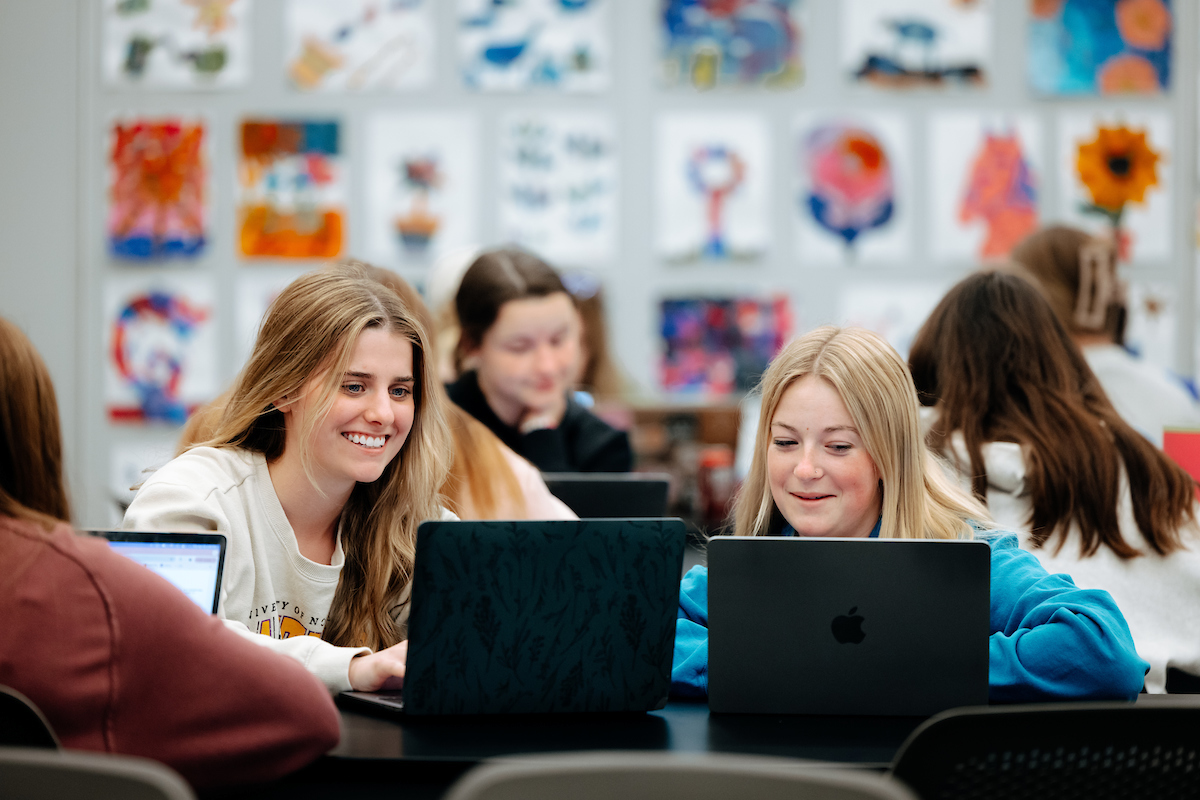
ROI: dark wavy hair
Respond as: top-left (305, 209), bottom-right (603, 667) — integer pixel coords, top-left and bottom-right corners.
top-left (909, 270), bottom-right (1195, 558)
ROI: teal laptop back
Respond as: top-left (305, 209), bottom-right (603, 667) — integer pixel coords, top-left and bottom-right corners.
top-left (403, 519), bottom-right (687, 715)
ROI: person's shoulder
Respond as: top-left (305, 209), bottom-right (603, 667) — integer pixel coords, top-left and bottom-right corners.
top-left (968, 523), bottom-right (1020, 551)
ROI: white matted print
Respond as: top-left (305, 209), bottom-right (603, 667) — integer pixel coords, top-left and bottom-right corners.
top-left (928, 112), bottom-right (1043, 264)
top-left (1057, 110), bottom-right (1172, 263)
top-left (364, 112), bottom-right (481, 268)
top-left (1125, 279), bottom-right (1177, 373)
top-left (837, 280), bottom-right (949, 358)
top-left (498, 111), bottom-right (618, 267)
top-left (109, 437), bottom-right (179, 525)
top-left (285, 0), bottom-right (435, 92)
top-left (105, 273), bottom-right (218, 425)
top-left (656, 113), bottom-right (770, 264)
top-left (103, 0), bottom-right (249, 88)
top-left (841, 0), bottom-right (991, 88)
top-left (234, 268), bottom-right (311, 376)
top-left (458, 0), bottom-right (610, 92)
top-left (793, 111), bottom-right (912, 265)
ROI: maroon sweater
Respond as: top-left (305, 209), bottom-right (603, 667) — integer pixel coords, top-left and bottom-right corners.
top-left (0, 516), bottom-right (341, 788)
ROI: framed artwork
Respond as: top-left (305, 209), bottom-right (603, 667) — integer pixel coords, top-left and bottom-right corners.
top-left (842, 0), bottom-right (991, 88)
top-left (102, 0), bottom-right (249, 88)
top-left (660, 0), bottom-right (804, 89)
top-left (659, 295), bottom-right (793, 394)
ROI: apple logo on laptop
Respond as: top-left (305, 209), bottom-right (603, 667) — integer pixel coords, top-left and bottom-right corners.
top-left (831, 607), bottom-right (865, 644)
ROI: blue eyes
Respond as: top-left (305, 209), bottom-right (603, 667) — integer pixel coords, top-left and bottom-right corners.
top-left (341, 383), bottom-right (411, 399)
top-left (390, 386), bottom-right (411, 399)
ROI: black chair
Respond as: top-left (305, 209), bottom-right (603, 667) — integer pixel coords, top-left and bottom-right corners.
top-left (888, 700), bottom-right (1200, 800)
top-left (0, 687), bottom-right (59, 749)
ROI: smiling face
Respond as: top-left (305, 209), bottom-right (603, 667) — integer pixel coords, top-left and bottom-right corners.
top-left (767, 374), bottom-right (882, 538)
top-left (280, 327), bottom-right (416, 497)
top-left (470, 292), bottom-right (581, 426)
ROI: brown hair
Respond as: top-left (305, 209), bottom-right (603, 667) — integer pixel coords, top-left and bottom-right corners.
top-left (454, 247), bottom-right (571, 368)
top-left (909, 270), bottom-right (1195, 558)
top-left (0, 317), bottom-right (71, 527)
top-left (572, 283), bottom-right (626, 400)
top-left (194, 264), bottom-right (450, 650)
top-left (180, 260), bottom-right (526, 519)
top-left (734, 326), bottom-right (988, 541)
top-left (1010, 225), bottom-right (1126, 344)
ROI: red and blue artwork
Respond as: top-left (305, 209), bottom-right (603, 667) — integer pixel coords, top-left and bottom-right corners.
top-left (688, 146), bottom-right (746, 259)
top-left (660, 296), bottom-right (792, 394)
top-left (109, 290), bottom-right (210, 423)
top-left (107, 118), bottom-right (206, 261)
top-left (959, 131), bottom-right (1038, 259)
top-left (661, 0), bottom-right (803, 89)
top-left (1029, 0), bottom-right (1171, 95)
top-left (804, 124), bottom-right (894, 252)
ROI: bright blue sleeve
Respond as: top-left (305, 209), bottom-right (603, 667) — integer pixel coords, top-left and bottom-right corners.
top-left (671, 566), bottom-right (710, 698)
top-left (984, 533), bottom-right (1148, 702)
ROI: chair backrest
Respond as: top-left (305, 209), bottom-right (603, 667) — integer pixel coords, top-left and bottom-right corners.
top-left (0, 746), bottom-right (195, 800)
top-left (889, 700), bottom-right (1200, 800)
top-left (0, 686), bottom-right (59, 749)
top-left (444, 751), bottom-right (919, 800)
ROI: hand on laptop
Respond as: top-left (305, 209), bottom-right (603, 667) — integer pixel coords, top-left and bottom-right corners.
top-left (348, 640), bottom-right (408, 692)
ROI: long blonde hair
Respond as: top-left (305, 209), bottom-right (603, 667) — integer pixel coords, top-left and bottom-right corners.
top-left (733, 326), bottom-right (989, 540)
top-left (193, 265), bottom-right (451, 650)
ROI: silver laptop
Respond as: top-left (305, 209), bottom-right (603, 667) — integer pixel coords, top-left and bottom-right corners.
top-left (83, 530), bottom-right (226, 614)
top-left (707, 536), bottom-right (990, 716)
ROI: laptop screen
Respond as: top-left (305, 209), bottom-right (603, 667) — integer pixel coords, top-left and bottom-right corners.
top-left (84, 531), bottom-right (226, 614)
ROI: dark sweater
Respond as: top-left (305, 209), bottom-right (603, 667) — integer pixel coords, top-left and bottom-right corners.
top-left (446, 370), bottom-right (633, 473)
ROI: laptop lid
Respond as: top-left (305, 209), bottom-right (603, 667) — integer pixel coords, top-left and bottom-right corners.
top-left (541, 473), bottom-right (670, 518)
top-left (707, 536), bottom-right (990, 716)
top-left (84, 530), bottom-right (226, 614)
top-left (402, 518), bottom-right (687, 715)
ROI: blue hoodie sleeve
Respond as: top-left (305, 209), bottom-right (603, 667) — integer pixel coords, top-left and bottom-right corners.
top-left (984, 533), bottom-right (1148, 702)
top-left (671, 566), bottom-right (711, 698)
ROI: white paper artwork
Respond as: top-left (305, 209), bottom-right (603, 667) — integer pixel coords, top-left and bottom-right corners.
top-left (655, 113), bottom-right (770, 264)
top-left (103, 0), bottom-right (249, 88)
top-left (1058, 111), bottom-right (1172, 263)
top-left (498, 111), bottom-right (618, 267)
top-left (458, 0), bottom-right (610, 92)
top-left (234, 268), bottom-right (311, 376)
top-left (837, 280), bottom-right (949, 358)
top-left (793, 111), bottom-right (912, 265)
top-left (927, 112), bottom-right (1043, 264)
top-left (109, 437), bottom-right (178, 525)
top-left (364, 112), bottom-right (481, 268)
top-left (1125, 280), bottom-right (1177, 373)
top-left (104, 273), bottom-right (218, 425)
top-left (841, 0), bottom-right (991, 88)
top-left (285, 0), bottom-right (435, 92)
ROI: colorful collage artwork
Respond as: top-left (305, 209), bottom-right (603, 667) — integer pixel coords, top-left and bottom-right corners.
top-left (1057, 110), bottom-right (1171, 262)
top-left (458, 0), bottom-right (609, 92)
top-left (103, 0), bottom-right (249, 88)
top-left (285, 0), bottom-right (435, 92)
top-left (1029, 0), bottom-right (1172, 96)
top-left (660, 0), bottom-right (805, 89)
top-left (660, 296), bottom-right (793, 395)
top-left (107, 117), bottom-right (207, 261)
top-left (364, 113), bottom-right (480, 268)
top-left (793, 111), bottom-right (912, 265)
top-left (842, 0), bottom-right (991, 89)
top-left (928, 113), bottom-right (1043, 263)
top-left (656, 113), bottom-right (770, 264)
top-left (498, 111), bottom-right (618, 266)
top-left (105, 274), bottom-right (217, 424)
top-left (237, 120), bottom-right (345, 259)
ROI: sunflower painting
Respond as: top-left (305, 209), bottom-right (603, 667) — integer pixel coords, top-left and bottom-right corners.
top-left (1060, 113), bottom-right (1170, 261)
top-left (1029, 0), bottom-right (1172, 96)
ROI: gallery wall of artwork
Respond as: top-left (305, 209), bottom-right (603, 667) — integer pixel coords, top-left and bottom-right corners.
top-left (79, 0), bottom-right (1196, 524)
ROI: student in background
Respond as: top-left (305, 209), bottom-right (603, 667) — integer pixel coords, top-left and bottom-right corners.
top-left (909, 270), bottom-right (1200, 693)
top-left (0, 317), bottom-right (339, 788)
top-left (672, 326), bottom-right (1147, 702)
top-left (1011, 225), bottom-right (1200, 446)
top-left (176, 261), bottom-right (575, 521)
top-left (447, 247), bottom-right (633, 473)
top-left (125, 265), bottom-right (450, 693)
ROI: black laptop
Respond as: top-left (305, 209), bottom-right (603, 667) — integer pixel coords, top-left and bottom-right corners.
top-left (707, 536), bottom-right (990, 716)
top-left (341, 518), bottom-right (687, 715)
top-left (542, 473), bottom-right (671, 518)
top-left (83, 530), bottom-right (227, 614)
